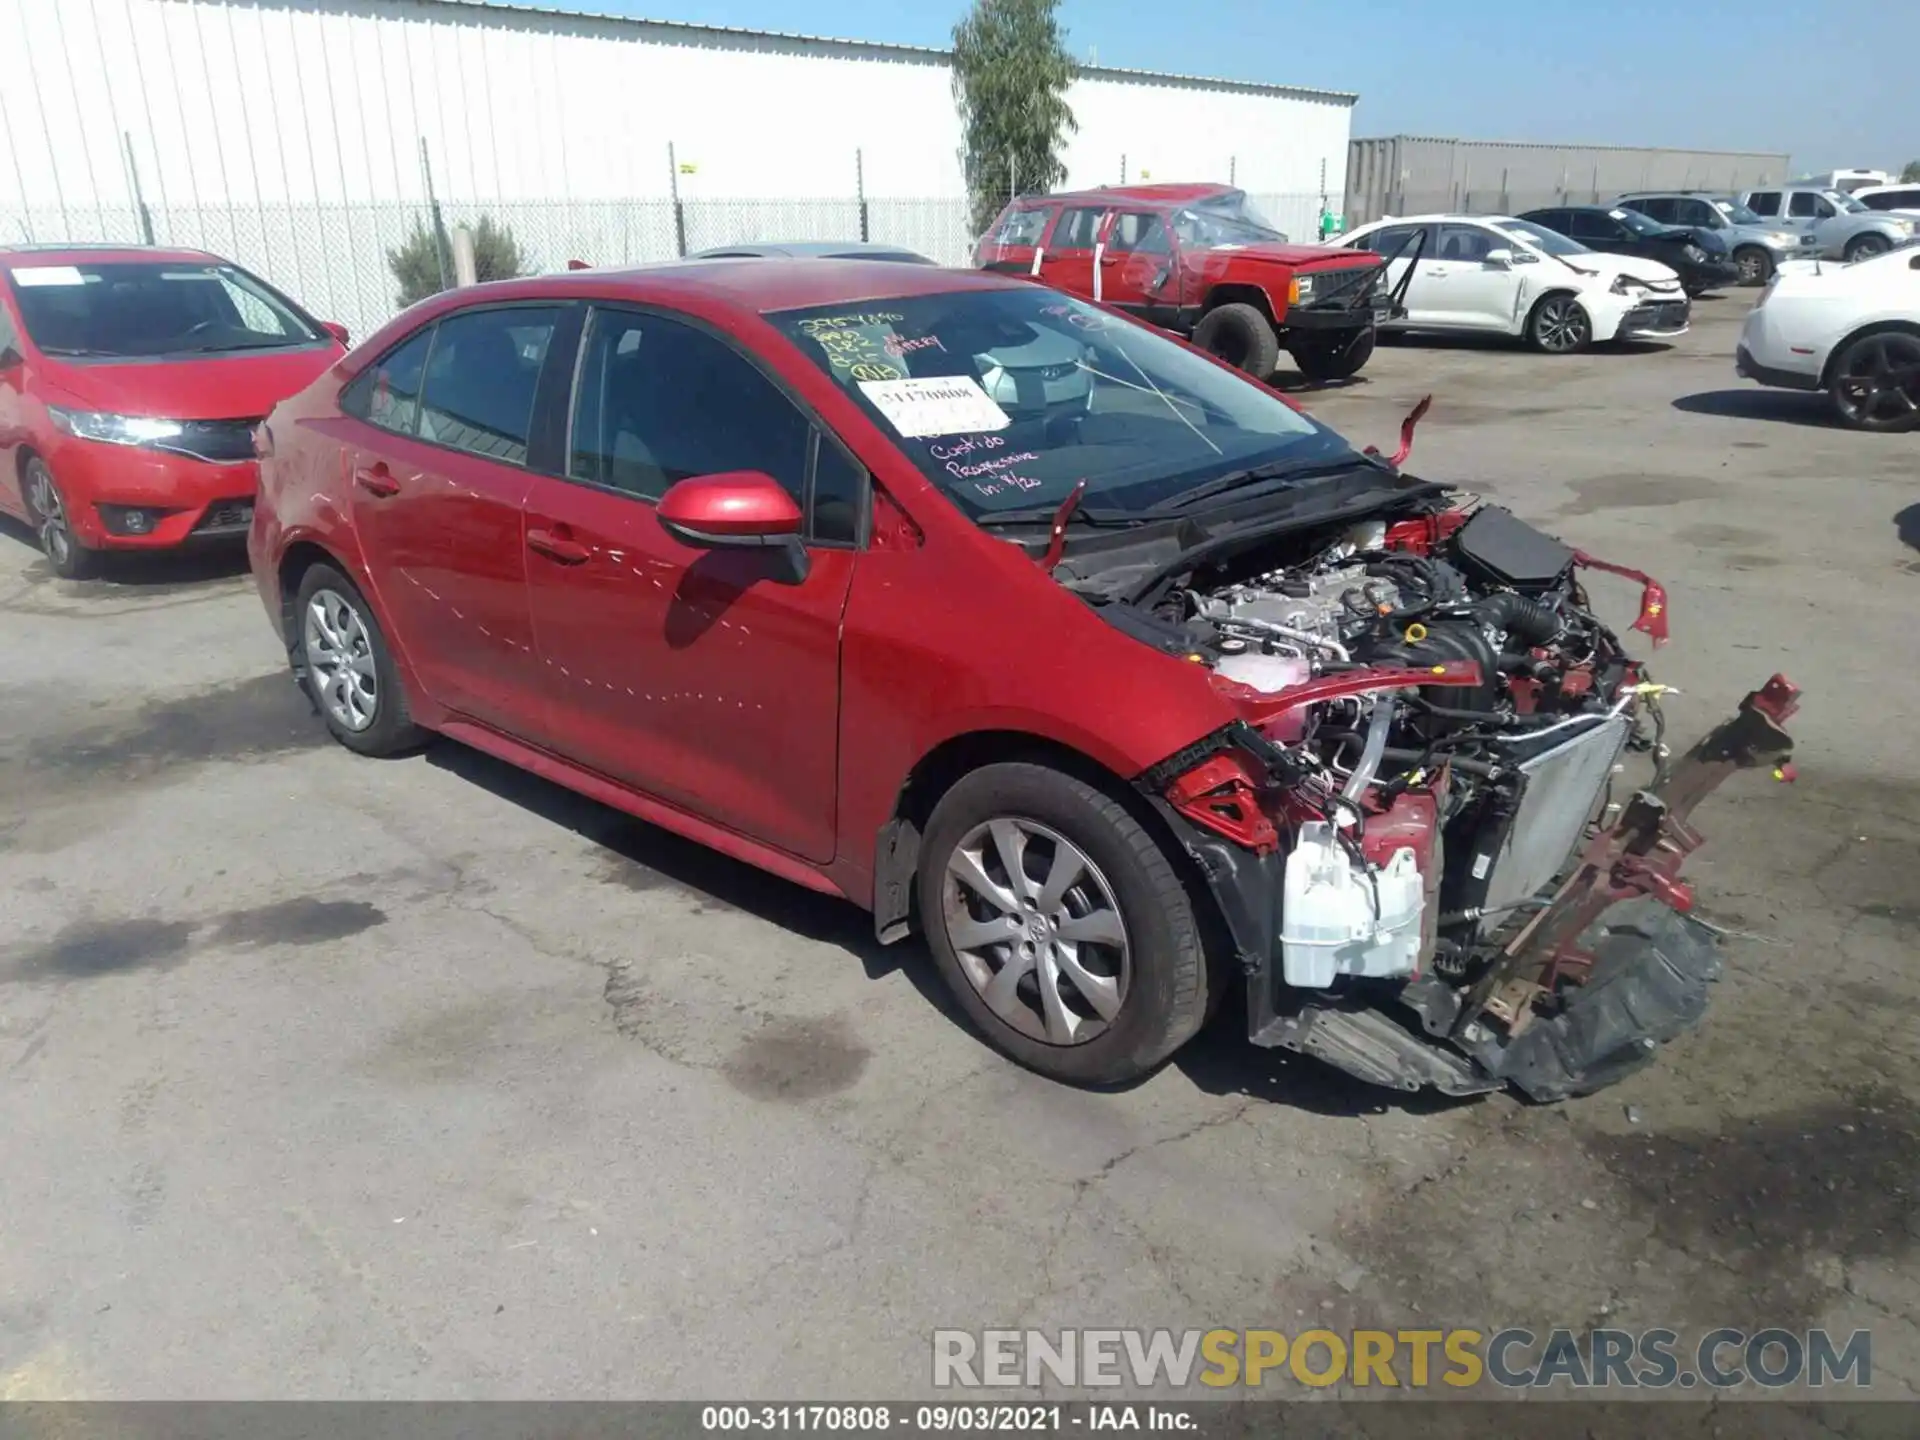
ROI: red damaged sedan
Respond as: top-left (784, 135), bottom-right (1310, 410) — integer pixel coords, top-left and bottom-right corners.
top-left (0, 246), bottom-right (347, 577)
top-left (249, 260), bottom-right (1797, 1099)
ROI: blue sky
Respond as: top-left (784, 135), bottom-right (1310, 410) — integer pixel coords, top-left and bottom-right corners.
top-left (513, 0), bottom-right (1916, 174)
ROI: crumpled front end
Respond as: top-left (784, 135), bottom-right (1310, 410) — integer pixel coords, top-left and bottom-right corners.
top-left (1133, 494), bottom-right (1798, 1100)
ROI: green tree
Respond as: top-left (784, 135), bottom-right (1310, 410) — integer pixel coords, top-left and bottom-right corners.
top-left (951, 0), bottom-right (1077, 237)
top-left (387, 214), bottom-right (526, 308)
top-left (1901, 159), bottom-right (1920, 183)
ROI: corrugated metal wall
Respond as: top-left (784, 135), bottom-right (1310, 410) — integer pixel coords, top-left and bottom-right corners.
top-left (0, 0), bottom-right (1354, 340)
top-left (1346, 135), bottom-right (1792, 224)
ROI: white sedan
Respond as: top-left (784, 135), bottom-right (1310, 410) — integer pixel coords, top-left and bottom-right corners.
top-left (1338, 214), bottom-right (1690, 353)
top-left (1736, 238), bottom-right (1920, 432)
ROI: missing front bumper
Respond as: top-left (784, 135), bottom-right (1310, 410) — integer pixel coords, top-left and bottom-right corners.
top-left (1239, 674), bottom-right (1800, 1100)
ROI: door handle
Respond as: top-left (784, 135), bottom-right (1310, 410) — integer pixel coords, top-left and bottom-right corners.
top-left (526, 526), bottom-right (590, 564)
top-left (353, 463), bottom-right (401, 497)
top-left (1099, 255), bottom-right (1121, 266)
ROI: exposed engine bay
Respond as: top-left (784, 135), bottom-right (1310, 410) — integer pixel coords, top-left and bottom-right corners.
top-left (1103, 492), bottom-right (1799, 1100)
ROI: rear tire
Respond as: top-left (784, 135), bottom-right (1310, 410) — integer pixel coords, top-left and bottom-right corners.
top-left (1826, 329), bottom-right (1920, 433)
top-left (1191, 302), bottom-right (1280, 379)
top-left (1732, 246), bottom-right (1772, 285)
top-left (20, 457), bottom-right (100, 580)
top-left (1288, 327), bottom-right (1376, 382)
top-left (917, 762), bottom-right (1215, 1086)
top-left (292, 562), bottom-right (426, 756)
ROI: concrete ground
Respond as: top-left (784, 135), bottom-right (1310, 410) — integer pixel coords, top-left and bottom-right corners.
top-left (1, 291), bottom-right (1915, 1405)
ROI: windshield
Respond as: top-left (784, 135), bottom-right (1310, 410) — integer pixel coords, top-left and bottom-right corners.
top-left (770, 288), bottom-right (1356, 521)
top-left (1825, 189), bottom-right (1867, 214)
top-left (4, 261), bottom-right (324, 360)
top-left (1496, 220), bottom-right (1588, 257)
top-left (1173, 191), bottom-right (1287, 247)
top-left (1609, 208), bottom-right (1667, 237)
top-left (1709, 199), bottom-right (1763, 225)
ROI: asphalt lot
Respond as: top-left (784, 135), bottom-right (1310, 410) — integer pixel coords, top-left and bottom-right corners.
top-left (2, 290), bottom-right (1916, 1406)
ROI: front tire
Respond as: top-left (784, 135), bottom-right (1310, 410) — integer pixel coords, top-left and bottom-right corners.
top-left (1844, 233), bottom-right (1891, 263)
top-left (917, 763), bottom-right (1215, 1085)
top-left (1191, 302), bottom-right (1281, 379)
top-left (293, 562), bottom-right (425, 755)
top-left (1826, 329), bottom-right (1920, 433)
top-left (1733, 246), bottom-right (1773, 285)
top-left (21, 457), bottom-right (100, 580)
top-left (1288, 327), bottom-right (1376, 382)
top-left (1526, 293), bottom-right (1593, 354)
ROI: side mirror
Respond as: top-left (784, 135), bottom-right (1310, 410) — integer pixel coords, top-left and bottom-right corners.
top-left (657, 470), bottom-right (809, 582)
top-left (1483, 248), bottom-right (1514, 268)
top-left (0, 343), bottom-right (21, 370)
top-left (321, 321), bottom-right (350, 346)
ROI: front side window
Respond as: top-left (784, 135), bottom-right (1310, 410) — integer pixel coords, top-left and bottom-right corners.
top-left (771, 287), bottom-right (1350, 522)
top-left (1107, 212), bottom-right (1171, 255)
top-left (4, 260), bottom-right (324, 360)
top-left (568, 307), bottom-right (809, 506)
top-left (415, 306), bottom-right (559, 465)
top-left (343, 326), bottom-right (434, 436)
top-left (1788, 192), bottom-right (1832, 219)
top-left (1438, 224), bottom-right (1503, 261)
top-left (1352, 223), bottom-right (1426, 256)
top-left (1494, 220), bottom-right (1588, 258)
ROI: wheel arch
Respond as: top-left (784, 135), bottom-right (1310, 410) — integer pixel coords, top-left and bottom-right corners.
top-left (870, 728), bottom-right (1234, 963)
top-left (1201, 283), bottom-right (1280, 326)
top-left (1818, 319), bottom-right (1920, 388)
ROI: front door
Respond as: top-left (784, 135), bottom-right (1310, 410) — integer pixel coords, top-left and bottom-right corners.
top-left (1418, 223), bottom-right (1520, 330)
top-left (1036, 204), bottom-right (1111, 304)
top-left (1100, 210), bottom-right (1182, 325)
top-left (520, 305), bottom-right (861, 864)
top-left (334, 304), bottom-right (561, 735)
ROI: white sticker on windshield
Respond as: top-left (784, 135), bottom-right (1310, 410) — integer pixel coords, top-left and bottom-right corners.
top-left (1608, 209), bottom-right (1630, 220)
top-left (857, 375), bottom-right (1010, 437)
top-left (9, 265), bottom-right (86, 287)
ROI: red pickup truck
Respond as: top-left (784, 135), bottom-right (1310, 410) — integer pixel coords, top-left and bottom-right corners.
top-left (974, 183), bottom-right (1406, 383)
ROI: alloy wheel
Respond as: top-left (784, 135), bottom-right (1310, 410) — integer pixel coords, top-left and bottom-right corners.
top-left (941, 817), bottom-right (1131, 1047)
top-left (26, 465), bottom-right (74, 569)
top-left (1833, 334), bottom-right (1920, 429)
top-left (1534, 297), bottom-right (1590, 353)
top-left (1736, 250), bottom-right (1767, 284)
top-left (303, 588), bottom-right (379, 732)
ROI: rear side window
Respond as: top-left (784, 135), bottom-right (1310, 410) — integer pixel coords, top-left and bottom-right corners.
top-left (991, 208), bottom-right (1050, 247)
top-left (342, 326), bottom-right (434, 436)
top-left (1050, 207), bottom-right (1107, 249)
top-left (416, 306), bottom-right (560, 465)
top-left (1746, 191), bottom-right (1782, 216)
top-left (1355, 223), bottom-right (1426, 256)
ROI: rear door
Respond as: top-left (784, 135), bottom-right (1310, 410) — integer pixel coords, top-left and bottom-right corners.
top-left (518, 304), bottom-right (860, 863)
top-left (1036, 204), bottom-right (1110, 303)
top-left (336, 303), bottom-right (563, 737)
top-left (0, 297), bottom-right (24, 518)
top-left (1351, 223), bottom-right (1436, 323)
top-left (1744, 190), bottom-right (1784, 223)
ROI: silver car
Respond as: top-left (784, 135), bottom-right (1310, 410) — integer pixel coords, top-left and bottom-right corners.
top-left (1612, 191), bottom-right (1811, 284)
top-left (1736, 186), bottom-right (1918, 263)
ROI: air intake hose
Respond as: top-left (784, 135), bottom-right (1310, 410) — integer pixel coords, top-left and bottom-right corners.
top-left (1468, 592), bottom-right (1561, 646)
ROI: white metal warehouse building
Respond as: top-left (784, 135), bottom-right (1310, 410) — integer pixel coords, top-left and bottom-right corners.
top-left (0, 0), bottom-right (1357, 338)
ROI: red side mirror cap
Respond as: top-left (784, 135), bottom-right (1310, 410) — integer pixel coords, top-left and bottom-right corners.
top-left (656, 471), bottom-right (803, 546)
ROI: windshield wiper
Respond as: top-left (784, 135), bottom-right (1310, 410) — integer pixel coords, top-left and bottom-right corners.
top-left (1145, 454), bottom-right (1384, 513)
top-left (36, 346), bottom-right (118, 357)
top-left (975, 502), bottom-right (1138, 527)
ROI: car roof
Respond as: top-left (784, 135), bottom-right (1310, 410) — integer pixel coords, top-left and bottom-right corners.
top-left (1022, 182), bottom-right (1237, 207)
top-left (0, 243), bottom-right (221, 267)
top-left (690, 241), bottom-right (934, 261)
top-left (455, 257), bottom-right (1027, 315)
top-left (1354, 214), bottom-right (1519, 227)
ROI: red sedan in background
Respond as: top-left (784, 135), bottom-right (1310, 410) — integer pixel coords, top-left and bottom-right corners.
top-left (0, 245), bottom-right (347, 578)
top-left (248, 258), bottom-right (1794, 1101)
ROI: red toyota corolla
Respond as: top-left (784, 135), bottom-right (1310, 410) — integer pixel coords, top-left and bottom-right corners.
top-left (249, 260), bottom-right (1797, 1099)
top-left (0, 245), bottom-right (347, 577)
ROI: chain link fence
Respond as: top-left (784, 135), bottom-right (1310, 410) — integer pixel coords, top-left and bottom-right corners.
top-left (2, 188), bottom-right (1342, 345)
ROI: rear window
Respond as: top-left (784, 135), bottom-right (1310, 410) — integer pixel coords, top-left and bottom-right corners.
top-left (4, 260), bottom-right (323, 360)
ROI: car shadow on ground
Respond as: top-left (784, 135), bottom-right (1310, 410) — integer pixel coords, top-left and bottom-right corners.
top-left (425, 738), bottom-right (1445, 1116)
top-left (1379, 331), bottom-right (1676, 357)
top-left (0, 515), bottom-right (252, 588)
top-left (1671, 389), bottom-right (1837, 428)
top-left (1897, 502), bottom-right (1920, 553)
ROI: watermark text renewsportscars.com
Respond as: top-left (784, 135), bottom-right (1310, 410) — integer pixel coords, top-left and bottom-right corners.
top-left (932, 1328), bottom-right (1873, 1391)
